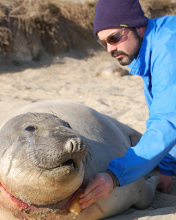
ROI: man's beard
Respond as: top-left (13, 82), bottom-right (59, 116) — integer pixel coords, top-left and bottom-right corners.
top-left (111, 28), bottom-right (143, 66)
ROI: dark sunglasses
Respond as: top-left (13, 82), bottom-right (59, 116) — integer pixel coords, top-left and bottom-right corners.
top-left (97, 28), bottom-right (125, 48)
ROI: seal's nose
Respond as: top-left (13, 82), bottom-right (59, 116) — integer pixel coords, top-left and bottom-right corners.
top-left (65, 138), bottom-right (84, 153)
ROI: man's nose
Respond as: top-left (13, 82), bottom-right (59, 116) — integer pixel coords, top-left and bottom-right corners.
top-left (107, 43), bottom-right (117, 53)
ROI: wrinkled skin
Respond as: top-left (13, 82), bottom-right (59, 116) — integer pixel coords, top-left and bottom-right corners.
top-left (0, 101), bottom-right (160, 220)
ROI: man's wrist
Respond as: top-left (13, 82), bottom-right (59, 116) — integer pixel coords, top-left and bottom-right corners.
top-left (159, 168), bottom-right (174, 176)
top-left (104, 169), bottom-right (120, 188)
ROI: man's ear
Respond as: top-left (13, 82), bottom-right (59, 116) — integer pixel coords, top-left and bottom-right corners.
top-left (136, 27), bottom-right (146, 37)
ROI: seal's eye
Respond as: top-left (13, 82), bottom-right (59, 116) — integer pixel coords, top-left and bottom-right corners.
top-left (25, 126), bottom-right (37, 132)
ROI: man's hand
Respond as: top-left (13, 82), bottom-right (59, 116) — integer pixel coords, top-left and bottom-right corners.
top-left (156, 172), bottom-right (173, 194)
top-left (79, 173), bottom-right (114, 209)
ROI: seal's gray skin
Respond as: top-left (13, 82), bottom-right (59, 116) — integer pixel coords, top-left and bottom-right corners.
top-left (0, 101), bottom-right (159, 220)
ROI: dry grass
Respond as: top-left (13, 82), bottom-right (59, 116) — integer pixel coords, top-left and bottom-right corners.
top-left (140, 0), bottom-right (176, 18)
top-left (0, 0), bottom-right (97, 56)
top-left (0, 0), bottom-right (176, 58)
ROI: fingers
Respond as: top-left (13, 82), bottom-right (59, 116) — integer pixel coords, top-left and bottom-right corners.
top-left (80, 189), bottom-right (107, 209)
top-left (156, 185), bottom-right (168, 194)
top-left (79, 173), bottom-right (114, 209)
top-left (80, 183), bottom-right (107, 203)
top-left (80, 176), bottom-right (100, 198)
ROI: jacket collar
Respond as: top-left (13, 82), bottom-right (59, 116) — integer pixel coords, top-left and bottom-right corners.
top-left (128, 18), bottom-right (155, 77)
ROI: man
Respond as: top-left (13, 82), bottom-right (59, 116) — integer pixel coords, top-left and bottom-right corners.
top-left (79, 0), bottom-right (176, 209)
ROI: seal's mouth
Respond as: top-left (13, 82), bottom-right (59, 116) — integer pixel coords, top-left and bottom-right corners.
top-left (56, 159), bottom-right (76, 168)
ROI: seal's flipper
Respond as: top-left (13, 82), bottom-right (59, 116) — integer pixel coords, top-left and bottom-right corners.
top-left (133, 176), bottom-right (160, 209)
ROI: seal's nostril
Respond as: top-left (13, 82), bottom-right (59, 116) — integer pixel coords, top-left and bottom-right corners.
top-left (70, 141), bottom-right (74, 152)
top-left (25, 126), bottom-right (37, 132)
top-left (65, 138), bottom-right (85, 154)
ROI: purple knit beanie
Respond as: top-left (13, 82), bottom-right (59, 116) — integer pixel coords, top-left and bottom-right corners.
top-left (93, 0), bottom-right (148, 35)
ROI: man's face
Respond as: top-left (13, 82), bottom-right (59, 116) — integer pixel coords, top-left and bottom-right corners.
top-left (97, 27), bottom-right (144, 66)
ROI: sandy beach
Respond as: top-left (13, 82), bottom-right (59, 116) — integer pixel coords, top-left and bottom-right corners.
top-left (1, 49), bottom-right (176, 219)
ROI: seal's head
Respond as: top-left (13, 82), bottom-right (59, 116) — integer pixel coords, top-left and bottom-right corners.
top-left (0, 113), bottom-right (88, 218)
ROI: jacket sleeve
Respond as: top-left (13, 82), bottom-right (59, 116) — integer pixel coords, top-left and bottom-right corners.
top-left (158, 151), bottom-right (176, 176)
top-left (107, 16), bottom-right (176, 187)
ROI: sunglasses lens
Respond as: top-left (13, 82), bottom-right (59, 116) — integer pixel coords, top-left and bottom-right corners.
top-left (107, 34), bottom-right (122, 45)
top-left (97, 39), bottom-right (107, 48)
top-left (97, 28), bottom-right (125, 48)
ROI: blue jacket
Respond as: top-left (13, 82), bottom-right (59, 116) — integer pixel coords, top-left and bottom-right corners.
top-left (108, 15), bottom-right (176, 187)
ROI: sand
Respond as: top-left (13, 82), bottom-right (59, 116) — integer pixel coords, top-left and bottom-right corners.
top-left (0, 49), bottom-right (176, 219)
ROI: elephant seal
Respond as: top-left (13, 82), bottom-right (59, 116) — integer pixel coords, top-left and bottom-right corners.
top-left (0, 100), bottom-right (159, 220)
